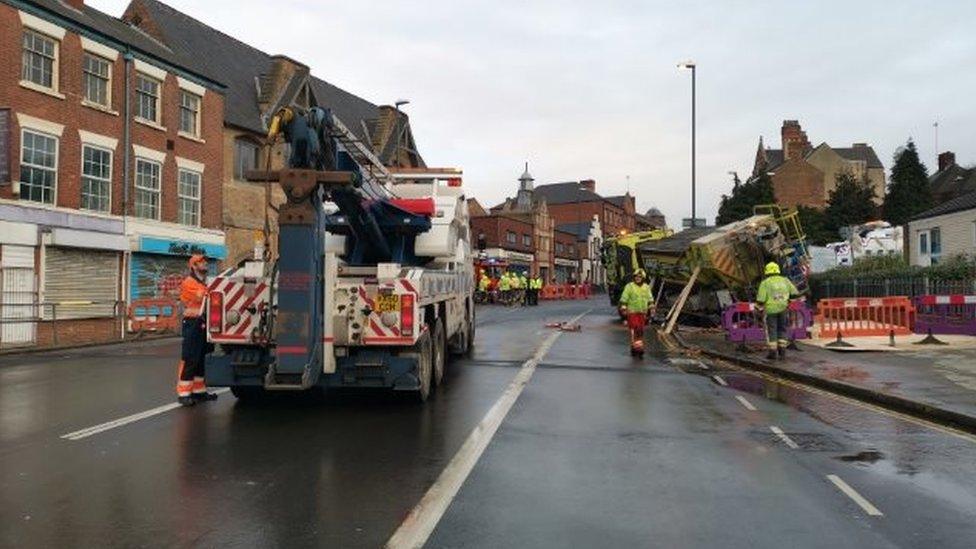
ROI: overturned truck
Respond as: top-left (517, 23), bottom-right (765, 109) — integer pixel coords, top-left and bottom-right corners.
top-left (635, 205), bottom-right (810, 324)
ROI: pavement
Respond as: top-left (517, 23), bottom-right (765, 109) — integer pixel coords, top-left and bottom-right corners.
top-left (678, 328), bottom-right (976, 431)
top-left (1, 300), bottom-right (974, 547)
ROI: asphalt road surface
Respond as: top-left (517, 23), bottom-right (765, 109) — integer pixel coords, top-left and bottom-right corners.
top-left (1, 300), bottom-right (975, 548)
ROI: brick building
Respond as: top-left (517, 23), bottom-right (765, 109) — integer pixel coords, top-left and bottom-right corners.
top-left (488, 165), bottom-right (557, 279)
top-left (753, 120), bottom-right (885, 209)
top-left (535, 180), bottom-right (634, 237)
top-left (553, 228), bottom-right (579, 283)
top-left (929, 151), bottom-right (976, 205)
top-left (123, 0), bottom-right (426, 266)
top-left (470, 214), bottom-right (536, 275)
top-left (0, 0), bottom-right (224, 348)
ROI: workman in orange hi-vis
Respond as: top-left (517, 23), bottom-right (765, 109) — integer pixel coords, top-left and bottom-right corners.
top-left (177, 254), bottom-right (218, 406)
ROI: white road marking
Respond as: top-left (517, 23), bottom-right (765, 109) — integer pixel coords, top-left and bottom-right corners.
top-left (698, 362), bottom-right (709, 370)
top-left (770, 425), bottom-right (800, 449)
top-left (735, 395), bottom-right (757, 411)
top-left (385, 310), bottom-right (590, 549)
top-left (60, 388), bottom-right (230, 441)
top-left (712, 375), bottom-right (728, 386)
top-left (827, 474), bottom-right (884, 517)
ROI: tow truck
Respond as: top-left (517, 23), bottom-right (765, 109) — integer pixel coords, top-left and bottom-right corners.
top-left (204, 106), bottom-right (474, 401)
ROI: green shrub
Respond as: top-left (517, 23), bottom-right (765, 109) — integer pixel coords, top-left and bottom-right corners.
top-left (812, 253), bottom-right (976, 282)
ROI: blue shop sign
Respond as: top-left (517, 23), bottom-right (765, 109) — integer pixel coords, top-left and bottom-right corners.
top-left (138, 236), bottom-right (227, 259)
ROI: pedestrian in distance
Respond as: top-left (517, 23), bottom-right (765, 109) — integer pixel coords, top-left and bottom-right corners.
top-left (498, 272), bottom-right (512, 306)
top-left (755, 261), bottom-right (801, 360)
top-left (176, 254), bottom-right (219, 406)
top-left (619, 269), bottom-right (655, 358)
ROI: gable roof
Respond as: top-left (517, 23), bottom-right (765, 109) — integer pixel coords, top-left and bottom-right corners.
top-left (605, 195), bottom-right (633, 208)
top-left (533, 182), bottom-right (604, 205)
top-left (911, 190), bottom-right (976, 221)
top-left (132, 0), bottom-right (378, 137)
top-left (760, 144), bottom-right (882, 172)
top-left (929, 164), bottom-right (976, 203)
top-left (555, 222), bottom-right (590, 241)
top-left (19, 0), bottom-right (219, 88)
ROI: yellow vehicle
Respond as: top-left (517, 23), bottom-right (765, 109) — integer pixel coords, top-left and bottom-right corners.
top-left (600, 228), bottom-right (672, 310)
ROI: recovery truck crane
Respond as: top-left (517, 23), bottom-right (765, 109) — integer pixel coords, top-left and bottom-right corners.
top-left (204, 106), bottom-right (474, 401)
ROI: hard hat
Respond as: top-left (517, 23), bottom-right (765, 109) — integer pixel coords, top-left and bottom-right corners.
top-left (764, 262), bottom-right (781, 275)
top-left (188, 254), bottom-right (208, 269)
top-left (633, 269), bottom-right (647, 278)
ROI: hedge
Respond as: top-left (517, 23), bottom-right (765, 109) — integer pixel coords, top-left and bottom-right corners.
top-left (811, 254), bottom-right (976, 282)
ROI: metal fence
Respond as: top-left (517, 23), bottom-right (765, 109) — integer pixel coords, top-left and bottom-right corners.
top-left (809, 277), bottom-right (976, 301)
top-left (0, 301), bottom-right (128, 348)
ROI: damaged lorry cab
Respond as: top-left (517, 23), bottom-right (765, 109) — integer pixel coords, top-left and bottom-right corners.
top-left (204, 106), bottom-right (474, 402)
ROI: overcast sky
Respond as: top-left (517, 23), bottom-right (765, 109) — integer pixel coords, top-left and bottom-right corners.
top-left (92, 0), bottom-right (976, 226)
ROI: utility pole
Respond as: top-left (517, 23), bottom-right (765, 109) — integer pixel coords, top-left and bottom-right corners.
top-left (678, 61), bottom-right (697, 226)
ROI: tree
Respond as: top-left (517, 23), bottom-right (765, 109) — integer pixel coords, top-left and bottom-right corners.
top-left (883, 139), bottom-right (932, 225)
top-left (796, 205), bottom-right (835, 246)
top-left (715, 171), bottom-right (775, 225)
top-left (824, 171), bottom-right (878, 235)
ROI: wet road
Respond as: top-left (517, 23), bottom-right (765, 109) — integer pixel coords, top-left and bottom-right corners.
top-left (1, 301), bottom-right (975, 548)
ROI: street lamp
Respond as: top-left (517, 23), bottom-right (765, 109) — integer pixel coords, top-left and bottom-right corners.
top-left (678, 60), bottom-right (696, 227)
top-left (394, 99), bottom-right (410, 166)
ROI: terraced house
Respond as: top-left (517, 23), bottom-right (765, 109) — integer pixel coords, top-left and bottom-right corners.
top-left (0, 0), bottom-right (225, 348)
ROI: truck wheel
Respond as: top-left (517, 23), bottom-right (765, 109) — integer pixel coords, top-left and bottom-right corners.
top-left (231, 386), bottom-right (266, 403)
top-left (432, 319), bottom-right (446, 387)
top-left (464, 305), bottom-right (475, 356)
top-left (408, 331), bottom-right (433, 402)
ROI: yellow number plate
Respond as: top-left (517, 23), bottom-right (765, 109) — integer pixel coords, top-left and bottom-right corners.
top-left (376, 294), bottom-right (400, 313)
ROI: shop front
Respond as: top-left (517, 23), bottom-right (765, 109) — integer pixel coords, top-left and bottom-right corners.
top-left (130, 236), bottom-right (226, 303)
top-left (554, 258), bottom-right (578, 284)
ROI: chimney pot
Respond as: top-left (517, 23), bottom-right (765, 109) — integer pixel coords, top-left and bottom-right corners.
top-left (65, 0), bottom-right (85, 10)
top-left (580, 179), bottom-right (596, 192)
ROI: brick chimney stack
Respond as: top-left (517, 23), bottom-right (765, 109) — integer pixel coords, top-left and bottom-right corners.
top-left (781, 120), bottom-right (810, 161)
top-left (938, 151), bottom-right (956, 172)
top-left (65, 0), bottom-right (85, 10)
top-left (580, 179), bottom-right (596, 192)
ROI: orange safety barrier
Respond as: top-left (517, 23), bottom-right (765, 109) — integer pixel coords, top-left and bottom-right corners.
top-left (541, 286), bottom-right (557, 300)
top-left (814, 296), bottom-right (915, 338)
top-left (128, 298), bottom-right (180, 333)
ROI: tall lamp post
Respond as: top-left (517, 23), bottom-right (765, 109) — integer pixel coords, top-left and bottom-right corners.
top-left (394, 98), bottom-right (410, 166)
top-left (678, 61), bottom-right (696, 227)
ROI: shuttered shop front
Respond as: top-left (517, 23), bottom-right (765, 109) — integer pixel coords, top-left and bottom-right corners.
top-left (44, 247), bottom-right (120, 319)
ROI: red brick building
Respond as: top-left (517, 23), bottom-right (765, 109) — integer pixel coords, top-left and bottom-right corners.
top-left (470, 214), bottom-right (536, 275)
top-left (536, 180), bottom-right (634, 237)
top-left (0, 0), bottom-right (225, 348)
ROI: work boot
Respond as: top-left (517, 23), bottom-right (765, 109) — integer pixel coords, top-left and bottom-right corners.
top-left (766, 350), bottom-right (777, 360)
top-left (777, 347), bottom-right (786, 360)
top-left (178, 396), bottom-right (196, 407)
top-left (193, 392), bottom-right (219, 402)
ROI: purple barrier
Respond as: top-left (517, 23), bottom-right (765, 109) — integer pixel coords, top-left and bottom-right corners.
top-left (913, 295), bottom-right (976, 336)
top-left (722, 301), bottom-right (812, 343)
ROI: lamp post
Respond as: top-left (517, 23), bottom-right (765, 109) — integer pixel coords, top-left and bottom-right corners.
top-left (678, 61), bottom-right (696, 226)
top-left (394, 98), bottom-right (410, 166)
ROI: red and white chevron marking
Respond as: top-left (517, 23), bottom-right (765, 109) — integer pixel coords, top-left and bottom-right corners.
top-left (208, 271), bottom-right (269, 342)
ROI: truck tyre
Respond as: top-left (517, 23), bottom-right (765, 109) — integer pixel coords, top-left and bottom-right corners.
top-left (231, 386), bottom-right (266, 403)
top-left (464, 304), bottom-right (475, 356)
top-left (407, 331), bottom-right (433, 402)
top-left (432, 319), bottom-right (446, 387)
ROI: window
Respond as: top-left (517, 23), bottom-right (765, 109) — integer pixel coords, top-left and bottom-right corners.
top-left (522, 234), bottom-right (532, 246)
top-left (134, 158), bottom-right (161, 219)
top-left (178, 169), bottom-right (201, 226)
top-left (506, 231), bottom-right (517, 244)
top-left (22, 30), bottom-right (56, 89)
top-left (80, 145), bottom-right (111, 212)
top-left (19, 130), bottom-right (57, 204)
top-left (82, 54), bottom-right (110, 107)
top-left (557, 243), bottom-right (565, 254)
top-left (136, 73), bottom-right (161, 123)
top-left (919, 232), bottom-right (928, 255)
top-left (234, 138), bottom-right (259, 180)
top-left (930, 228), bottom-right (942, 264)
top-left (179, 91), bottom-right (200, 136)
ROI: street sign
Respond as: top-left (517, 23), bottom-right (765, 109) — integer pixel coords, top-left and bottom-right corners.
top-left (682, 218), bottom-right (707, 228)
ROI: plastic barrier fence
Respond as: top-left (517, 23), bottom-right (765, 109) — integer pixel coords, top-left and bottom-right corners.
top-left (540, 284), bottom-right (592, 301)
top-left (814, 296), bottom-right (914, 338)
top-left (722, 301), bottom-right (812, 343)
top-left (913, 295), bottom-right (976, 336)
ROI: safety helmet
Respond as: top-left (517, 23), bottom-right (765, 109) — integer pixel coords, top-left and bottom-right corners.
top-left (633, 269), bottom-right (647, 279)
top-left (188, 254), bottom-right (208, 269)
top-left (764, 262), bottom-right (781, 275)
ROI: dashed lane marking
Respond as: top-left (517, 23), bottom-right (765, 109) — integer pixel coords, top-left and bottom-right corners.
top-left (770, 425), bottom-right (800, 449)
top-left (385, 310), bottom-right (590, 549)
top-left (735, 395), bottom-right (758, 411)
top-left (712, 375), bottom-right (728, 387)
top-left (827, 474), bottom-right (884, 517)
top-left (60, 388), bottom-right (230, 441)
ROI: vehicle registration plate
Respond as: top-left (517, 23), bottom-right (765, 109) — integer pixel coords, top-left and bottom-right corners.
top-left (376, 294), bottom-right (400, 313)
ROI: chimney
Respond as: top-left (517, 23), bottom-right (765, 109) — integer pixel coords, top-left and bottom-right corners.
top-left (781, 120), bottom-right (810, 161)
top-left (580, 179), bottom-right (596, 192)
top-left (65, 0), bottom-right (85, 10)
top-left (938, 151), bottom-right (956, 172)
